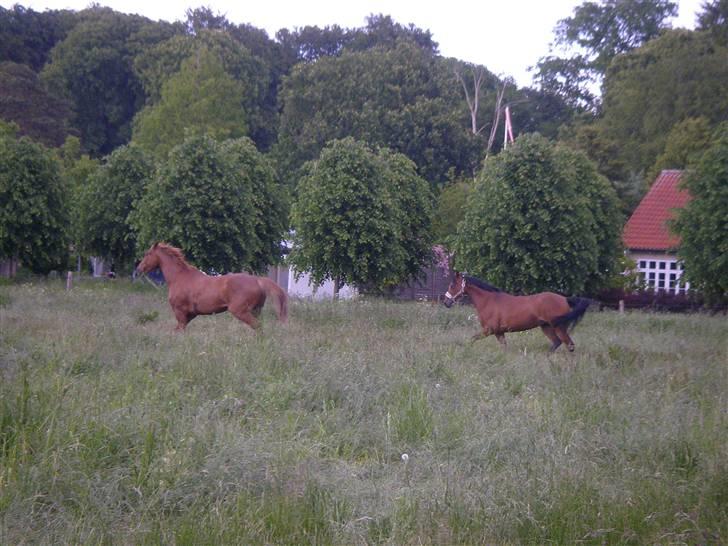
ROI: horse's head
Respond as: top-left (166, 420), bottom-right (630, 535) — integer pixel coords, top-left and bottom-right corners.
top-left (136, 243), bottom-right (161, 274)
top-left (443, 272), bottom-right (466, 308)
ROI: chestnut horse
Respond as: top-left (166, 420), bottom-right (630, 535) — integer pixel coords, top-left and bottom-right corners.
top-left (136, 242), bottom-right (287, 331)
top-left (443, 272), bottom-right (590, 352)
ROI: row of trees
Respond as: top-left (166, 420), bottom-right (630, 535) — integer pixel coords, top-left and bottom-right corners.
top-left (1, 1), bottom-right (727, 299)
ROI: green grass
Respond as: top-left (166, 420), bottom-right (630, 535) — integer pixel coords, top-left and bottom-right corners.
top-left (0, 278), bottom-right (726, 544)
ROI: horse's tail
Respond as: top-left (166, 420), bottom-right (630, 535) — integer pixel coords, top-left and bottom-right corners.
top-left (260, 278), bottom-right (288, 323)
top-left (553, 297), bottom-right (591, 331)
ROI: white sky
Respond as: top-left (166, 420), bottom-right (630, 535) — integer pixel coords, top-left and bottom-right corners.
top-left (7, 0), bottom-right (704, 87)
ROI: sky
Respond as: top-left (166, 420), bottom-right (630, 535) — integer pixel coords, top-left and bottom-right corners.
top-left (8, 0), bottom-right (705, 87)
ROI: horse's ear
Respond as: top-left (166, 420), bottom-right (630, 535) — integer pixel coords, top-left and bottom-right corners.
top-left (153, 242), bottom-right (159, 248)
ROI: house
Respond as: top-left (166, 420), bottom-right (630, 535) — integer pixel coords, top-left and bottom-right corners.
top-left (623, 170), bottom-right (691, 294)
top-left (266, 264), bottom-right (358, 299)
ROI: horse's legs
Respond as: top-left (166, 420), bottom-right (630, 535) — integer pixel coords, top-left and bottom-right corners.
top-left (541, 325), bottom-right (562, 352)
top-left (555, 326), bottom-right (575, 352)
top-left (173, 308), bottom-right (192, 331)
top-left (229, 305), bottom-right (261, 331)
top-left (495, 333), bottom-right (507, 348)
top-left (471, 324), bottom-right (492, 343)
top-left (471, 331), bottom-right (489, 342)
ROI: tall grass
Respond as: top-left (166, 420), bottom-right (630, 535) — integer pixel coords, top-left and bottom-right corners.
top-left (0, 278), bottom-right (726, 544)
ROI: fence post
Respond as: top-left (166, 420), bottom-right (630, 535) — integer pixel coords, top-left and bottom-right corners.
top-left (66, 271), bottom-right (72, 291)
top-left (618, 299), bottom-right (625, 314)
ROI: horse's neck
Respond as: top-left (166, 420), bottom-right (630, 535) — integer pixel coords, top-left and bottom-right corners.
top-left (157, 253), bottom-right (194, 283)
top-left (466, 284), bottom-right (496, 305)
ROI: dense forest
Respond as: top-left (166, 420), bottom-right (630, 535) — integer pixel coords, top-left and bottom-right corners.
top-left (1, 0), bottom-right (726, 297)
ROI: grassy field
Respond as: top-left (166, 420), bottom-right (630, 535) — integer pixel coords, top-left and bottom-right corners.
top-left (0, 278), bottom-right (726, 545)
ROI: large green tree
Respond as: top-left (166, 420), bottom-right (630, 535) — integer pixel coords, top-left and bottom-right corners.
top-left (42, 7), bottom-right (177, 156)
top-left (132, 48), bottom-right (248, 159)
top-left (274, 41), bottom-right (483, 189)
top-left (132, 28), bottom-right (272, 149)
top-left (131, 134), bottom-right (285, 273)
top-left (0, 5), bottom-right (77, 71)
top-left (599, 29), bottom-right (728, 178)
top-left (290, 138), bottom-right (433, 294)
top-left (453, 134), bottom-right (622, 294)
top-left (77, 144), bottom-right (153, 270)
top-left (673, 123), bottom-right (728, 302)
top-left (534, 0), bottom-right (678, 110)
top-left (0, 126), bottom-right (69, 273)
top-left (0, 61), bottom-right (74, 147)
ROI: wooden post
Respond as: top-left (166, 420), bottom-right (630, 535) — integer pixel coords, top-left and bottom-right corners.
top-left (66, 271), bottom-right (72, 291)
top-left (619, 299), bottom-right (625, 314)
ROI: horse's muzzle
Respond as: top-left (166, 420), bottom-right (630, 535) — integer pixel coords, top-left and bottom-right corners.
top-left (443, 297), bottom-right (453, 308)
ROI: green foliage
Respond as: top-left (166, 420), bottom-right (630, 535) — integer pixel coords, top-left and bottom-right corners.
top-left (0, 61), bottom-right (74, 147)
top-left (41, 7), bottom-right (176, 156)
top-left (55, 136), bottom-right (100, 256)
top-left (697, 0), bottom-right (728, 46)
top-left (599, 29), bottom-right (728, 178)
top-left (0, 131), bottom-right (69, 273)
top-left (535, 0), bottom-right (678, 110)
top-left (0, 5), bottom-right (77, 71)
top-left (453, 134), bottom-right (622, 294)
top-left (132, 28), bottom-right (272, 149)
top-left (131, 134), bottom-right (285, 273)
top-left (649, 117), bottom-right (714, 181)
top-left (77, 144), bottom-right (154, 270)
top-left (432, 180), bottom-right (470, 244)
top-left (673, 123), bottom-right (728, 302)
top-left (274, 41), bottom-right (483, 189)
top-left (290, 138), bottom-right (433, 292)
top-left (132, 48), bottom-right (248, 160)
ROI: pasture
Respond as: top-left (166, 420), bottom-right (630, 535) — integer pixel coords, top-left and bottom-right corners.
top-left (1, 279), bottom-right (726, 544)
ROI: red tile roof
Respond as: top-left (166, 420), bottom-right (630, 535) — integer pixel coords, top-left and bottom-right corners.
top-left (623, 170), bottom-right (691, 251)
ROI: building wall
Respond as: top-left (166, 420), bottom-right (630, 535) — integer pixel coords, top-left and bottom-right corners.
top-left (266, 265), bottom-right (358, 299)
top-left (627, 251), bottom-right (689, 294)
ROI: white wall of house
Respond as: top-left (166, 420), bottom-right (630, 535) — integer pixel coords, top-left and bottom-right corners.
top-left (267, 264), bottom-right (357, 299)
top-left (627, 251), bottom-right (689, 294)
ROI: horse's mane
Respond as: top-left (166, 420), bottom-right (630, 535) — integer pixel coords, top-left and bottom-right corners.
top-left (156, 243), bottom-right (194, 269)
top-left (464, 275), bottom-right (502, 293)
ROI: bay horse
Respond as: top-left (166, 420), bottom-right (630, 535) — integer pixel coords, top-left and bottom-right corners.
top-left (443, 272), bottom-right (590, 352)
top-left (136, 242), bottom-right (288, 331)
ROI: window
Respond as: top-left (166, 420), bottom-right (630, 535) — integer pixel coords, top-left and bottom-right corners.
top-left (634, 257), bottom-right (688, 294)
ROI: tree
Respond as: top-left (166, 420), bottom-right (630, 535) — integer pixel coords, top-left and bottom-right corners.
top-left (534, 0), bottom-right (678, 110)
top-left (132, 29), bottom-right (271, 149)
top-left (0, 5), bottom-right (77, 71)
top-left (599, 29), bottom-right (728, 178)
top-left (55, 136), bottom-right (99, 267)
top-left (274, 41), bottom-right (482, 189)
top-left (697, 0), bottom-right (728, 46)
top-left (290, 138), bottom-right (433, 295)
top-left (0, 127), bottom-right (69, 273)
top-left (132, 48), bottom-right (248, 159)
top-left (649, 117), bottom-right (713, 180)
top-left (0, 61), bottom-right (74, 147)
top-left (41, 7), bottom-right (177, 156)
top-left (131, 134), bottom-right (285, 274)
top-left (673, 123), bottom-right (728, 302)
top-left (432, 180), bottom-right (471, 244)
top-left (77, 144), bottom-right (153, 271)
top-left (220, 138), bottom-right (288, 273)
top-left (453, 134), bottom-right (622, 294)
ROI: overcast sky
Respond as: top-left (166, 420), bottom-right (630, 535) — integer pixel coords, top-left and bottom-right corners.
top-left (7, 0), bottom-right (705, 87)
